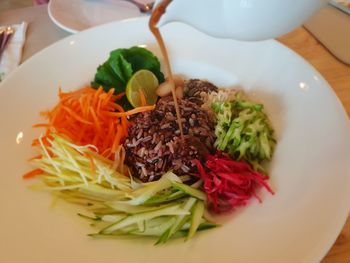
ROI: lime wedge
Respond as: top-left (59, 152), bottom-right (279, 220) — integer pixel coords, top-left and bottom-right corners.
top-left (126, 69), bottom-right (159, 108)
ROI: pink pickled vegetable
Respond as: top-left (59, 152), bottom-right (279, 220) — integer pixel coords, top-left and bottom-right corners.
top-left (193, 152), bottom-right (274, 213)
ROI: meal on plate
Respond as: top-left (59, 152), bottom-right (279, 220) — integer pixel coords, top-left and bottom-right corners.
top-left (24, 46), bottom-right (276, 244)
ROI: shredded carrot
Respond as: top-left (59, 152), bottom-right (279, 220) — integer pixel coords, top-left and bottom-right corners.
top-left (111, 124), bottom-right (123, 154)
top-left (121, 116), bottom-right (129, 133)
top-left (139, 89), bottom-right (147, 107)
top-left (32, 87), bottom-right (143, 159)
top-left (114, 91), bottom-right (125, 101)
top-left (32, 137), bottom-right (50, 147)
top-left (61, 105), bottom-right (93, 125)
top-left (32, 123), bottom-right (50, 128)
top-left (23, 168), bottom-right (43, 179)
top-left (112, 104), bottom-right (125, 112)
top-left (107, 105), bottom-right (155, 117)
top-left (101, 147), bottom-right (112, 158)
top-left (28, 155), bottom-right (42, 161)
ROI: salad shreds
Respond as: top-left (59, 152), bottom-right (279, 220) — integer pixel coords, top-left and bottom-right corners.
top-left (25, 47), bottom-right (276, 244)
top-left (29, 134), bottom-right (214, 243)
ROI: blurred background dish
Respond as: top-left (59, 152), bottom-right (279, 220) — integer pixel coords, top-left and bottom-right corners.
top-left (48, 0), bottom-right (141, 33)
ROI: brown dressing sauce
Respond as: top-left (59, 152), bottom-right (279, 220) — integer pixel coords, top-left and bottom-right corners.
top-left (149, 0), bottom-right (185, 142)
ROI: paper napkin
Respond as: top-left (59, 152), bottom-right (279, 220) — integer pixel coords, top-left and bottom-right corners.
top-left (0, 22), bottom-right (28, 82)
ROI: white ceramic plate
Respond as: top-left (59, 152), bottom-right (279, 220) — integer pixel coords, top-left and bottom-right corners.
top-left (0, 17), bottom-right (349, 263)
top-left (48, 0), bottom-right (142, 33)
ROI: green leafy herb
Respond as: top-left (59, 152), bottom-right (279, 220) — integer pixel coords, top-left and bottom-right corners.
top-left (92, 47), bottom-right (164, 109)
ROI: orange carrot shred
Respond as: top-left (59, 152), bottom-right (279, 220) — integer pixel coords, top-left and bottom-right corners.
top-left (112, 104), bottom-right (125, 113)
top-left (89, 106), bottom-right (101, 133)
top-left (107, 105), bottom-right (155, 117)
top-left (139, 89), bottom-right (147, 107)
top-left (61, 105), bottom-right (93, 125)
top-left (23, 169), bottom-right (43, 179)
top-left (111, 124), bottom-right (123, 154)
top-left (101, 147), bottom-right (112, 159)
top-left (121, 116), bottom-right (129, 134)
top-left (114, 92), bottom-right (125, 101)
top-left (32, 123), bottom-right (51, 128)
top-left (28, 155), bottom-right (42, 161)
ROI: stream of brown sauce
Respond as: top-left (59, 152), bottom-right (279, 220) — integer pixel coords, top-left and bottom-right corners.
top-left (149, 0), bottom-right (185, 142)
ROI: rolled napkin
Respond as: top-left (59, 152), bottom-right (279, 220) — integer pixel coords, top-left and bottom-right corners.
top-left (0, 22), bottom-right (28, 82)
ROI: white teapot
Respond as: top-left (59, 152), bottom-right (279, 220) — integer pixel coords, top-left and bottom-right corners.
top-left (154, 0), bottom-right (328, 41)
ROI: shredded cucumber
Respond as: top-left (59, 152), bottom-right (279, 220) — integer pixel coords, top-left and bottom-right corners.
top-left (125, 171), bottom-right (181, 205)
top-left (157, 197), bottom-right (197, 244)
top-left (172, 181), bottom-right (207, 201)
top-left (187, 200), bottom-right (205, 240)
top-left (212, 93), bottom-right (275, 169)
top-left (29, 133), bottom-right (216, 244)
top-left (100, 204), bottom-right (188, 234)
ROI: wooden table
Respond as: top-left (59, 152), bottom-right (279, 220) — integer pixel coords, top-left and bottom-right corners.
top-left (279, 28), bottom-right (350, 263)
top-left (1, 5), bottom-right (349, 263)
